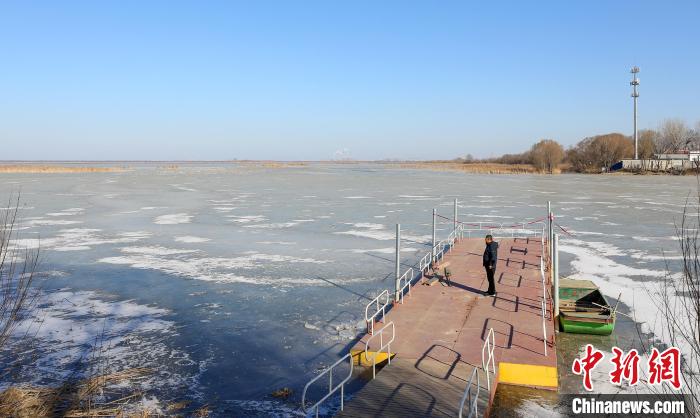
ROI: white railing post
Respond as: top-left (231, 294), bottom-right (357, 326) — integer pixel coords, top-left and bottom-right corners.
top-left (301, 353), bottom-right (354, 415)
top-left (481, 328), bottom-right (496, 391)
top-left (547, 201), bottom-right (553, 266)
top-left (432, 208), bottom-right (437, 264)
top-left (365, 290), bottom-right (389, 334)
top-left (395, 223), bottom-right (400, 304)
top-left (553, 233), bottom-right (560, 319)
top-left (541, 255), bottom-right (548, 356)
top-left (458, 368), bottom-right (480, 418)
top-left (397, 268), bottom-right (414, 303)
top-left (366, 321), bottom-right (395, 379)
top-left (454, 198), bottom-right (458, 235)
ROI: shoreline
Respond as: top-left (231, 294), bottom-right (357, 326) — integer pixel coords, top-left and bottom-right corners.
top-left (0, 160), bottom-right (695, 175)
top-left (0, 165), bottom-right (127, 173)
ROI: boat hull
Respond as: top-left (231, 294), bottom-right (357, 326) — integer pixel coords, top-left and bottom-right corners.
top-left (560, 316), bottom-right (614, 335)
top-left (558, 278), bottom-right (616, 335)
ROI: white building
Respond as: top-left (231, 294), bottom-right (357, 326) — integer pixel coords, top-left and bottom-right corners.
top-left (616, 150), bottom-right (700, 171)
top-left (654, 151), bottom-right (700, 161)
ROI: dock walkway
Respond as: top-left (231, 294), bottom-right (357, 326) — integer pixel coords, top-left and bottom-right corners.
top-left (339, 236), bottom-right (557, 417)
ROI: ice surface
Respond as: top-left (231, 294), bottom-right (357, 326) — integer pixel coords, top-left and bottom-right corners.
top-left (1, 164), bottom-right (695, 415)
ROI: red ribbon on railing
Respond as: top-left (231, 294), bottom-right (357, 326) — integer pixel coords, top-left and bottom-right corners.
top-left (435, 213), bottom-right (547, 229)
top-left (554, 222), bottom-right (574, 236)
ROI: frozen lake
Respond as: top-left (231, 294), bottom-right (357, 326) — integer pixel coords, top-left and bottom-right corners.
top-left (0, 163), bottom-right (692, 416)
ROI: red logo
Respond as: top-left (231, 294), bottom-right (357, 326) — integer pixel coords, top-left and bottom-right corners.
top-left (648, 347), bottom-right (681, 389)
top-left (572, 345), bottom-right (682, 391)
top-left (610, 347), bottom-right (640, 386)
top-left (572, 344), bottom-right (604, 391)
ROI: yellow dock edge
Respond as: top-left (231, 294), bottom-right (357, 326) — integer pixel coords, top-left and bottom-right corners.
top-left (498, 362), bottom-right (558, 389)
top-left (350, 349), bottom-right (395, 367)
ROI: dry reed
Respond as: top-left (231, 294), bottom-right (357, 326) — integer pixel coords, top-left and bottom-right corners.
top-left (396, 161), bottom-right (542, 174)
top-left (0, 165), bottom-right (125, 174)
top-left (0, 368), bottom-right (153, 417)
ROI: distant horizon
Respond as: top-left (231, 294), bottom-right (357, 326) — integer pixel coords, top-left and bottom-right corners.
top-left (0, 158), bottom-right (471, 163)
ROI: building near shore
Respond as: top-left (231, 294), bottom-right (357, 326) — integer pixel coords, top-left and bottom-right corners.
top-left (614, 150), bottom-right (700, 171)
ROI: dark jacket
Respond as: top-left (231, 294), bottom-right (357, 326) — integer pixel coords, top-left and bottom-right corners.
top-left (483, 241), bottom-right (499, 269)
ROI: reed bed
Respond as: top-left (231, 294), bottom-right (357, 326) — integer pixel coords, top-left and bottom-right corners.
top-left (0, 165), bottom-right (125, 174)
top-left (0, 368), bottom-right (155, 417)
top-left (236, 161), bottom-right (308, 168)
top-left (396, 162), bottom-right (542, 174)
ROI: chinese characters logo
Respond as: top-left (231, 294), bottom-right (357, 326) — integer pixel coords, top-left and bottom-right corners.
top-left (572, 344), bottom-right (681, 391)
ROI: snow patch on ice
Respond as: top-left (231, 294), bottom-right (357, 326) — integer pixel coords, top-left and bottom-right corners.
top-left (25, 218), bottom-right (83, 227)
top-left (244, 222), bottom-right (300, 229)
top-left (175, 236), bottom-right (211, 243)
top-left (154, 213), bottom-right (192, 225)
top-left (11, 229), bottom-right (151, 252)
top-left (1, 289), bottom-right (206, 402)
top-left (335, 222), bottom-right (431, 242)
top-left (227, 215), bottom-right (267, 224)
top-left (99, 247), bottom-right (333, 286)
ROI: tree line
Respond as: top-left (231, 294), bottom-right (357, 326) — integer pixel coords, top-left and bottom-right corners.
top-left (460, 119), bottom-right (700, 173)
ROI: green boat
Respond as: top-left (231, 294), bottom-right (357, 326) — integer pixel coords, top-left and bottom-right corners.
top-left (558, 278), bottom-right (617, 335)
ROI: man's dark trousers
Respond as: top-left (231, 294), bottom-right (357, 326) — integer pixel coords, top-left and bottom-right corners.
top-left (485, 267), bottom-right (496, 294)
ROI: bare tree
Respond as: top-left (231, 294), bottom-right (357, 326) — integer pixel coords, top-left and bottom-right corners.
top-left (0, 194), bottom-right (39, 350)
top-left (657, 119), bottom-right (691, 153)
top-left (529, 139), bottom-right (564, 173)
top-left (643, 184), bottom-right (700, 412)
top-left (689, 121), bottom-right (700, 150)
top-left (567, 133), bottom-right (633, 172)
top-left (638, 129), bottom-right (658, 159)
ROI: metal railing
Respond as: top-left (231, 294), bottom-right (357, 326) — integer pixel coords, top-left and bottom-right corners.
top-left (302, 352), bottom-right (354, 417)
top-left (540, 256), bottom-right (548, 356)
top-left (481, 327), bottom-right (496, 391)
top-left (459, 221), bottom-right (545, 240)
top-left (458, 368), bottom-right (480, 418)
top-left (365, 289), bottom-right (389, 334)
top-left (419, 250), bottom-right (432, 273)
top-left (396, 267), bottom-right (414, 304)
top-left (418, 224), bottom-right (464, 274)
top-left (365, 321), bottom-right (395, 379)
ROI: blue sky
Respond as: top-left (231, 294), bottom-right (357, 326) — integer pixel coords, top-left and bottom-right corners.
top-left (1, 1), bottom-right (698, 160)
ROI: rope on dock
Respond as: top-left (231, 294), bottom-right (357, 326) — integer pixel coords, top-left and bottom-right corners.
top-left (435, 213), bottom-right (547, 229)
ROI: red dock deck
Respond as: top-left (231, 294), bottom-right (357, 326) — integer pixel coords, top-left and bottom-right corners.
top-left (339, 236), bottom-right (557, 417)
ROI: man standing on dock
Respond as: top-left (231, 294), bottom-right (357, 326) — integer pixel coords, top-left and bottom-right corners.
top-left (483, 234), bottom-right (499, 296)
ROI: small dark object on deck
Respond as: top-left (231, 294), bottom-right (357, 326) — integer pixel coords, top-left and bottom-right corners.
top-left (510, 246), bottom-right (528, 255)
top-left (443, 267), bottom-right (452, 286)
top-left (424, 276), bottom-right (440, 286)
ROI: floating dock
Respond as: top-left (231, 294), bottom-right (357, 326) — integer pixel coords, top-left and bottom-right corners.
top-left (340, 237), bottom-right (556, 417)
top-left (301, 205), bottom-right (558, 418)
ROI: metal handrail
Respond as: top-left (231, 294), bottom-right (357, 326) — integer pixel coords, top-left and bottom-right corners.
top-left (540, 252), bottom-right (548, 356)
top-left (397, 267), bottom-right (414, 304)
top-left (365, 321), bottom-right (395, 379)
top-left (418, 225), bottom-right (464, 274)
top-left (302, 352), bottom-right (354, 417)
top-left (458, 368), bottom-right (480, 418)
top-left (419, 251), bottom-right (432, 273)
top-left (481, 327), bottom-right (496, 391)
top-left (365, 289), bottom-right (389, 334)
top-left (459, 221), bottom-right (546, 240)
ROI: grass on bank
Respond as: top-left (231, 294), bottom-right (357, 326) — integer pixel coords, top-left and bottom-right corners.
top-left (0, 165), bottom-right (126, 173)
top-left (396, 161), bottom-right (551, 174)
top-left (0, 368), bottom-right (151, 417)
top-left (0, 368), bottom-right (212, 417)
